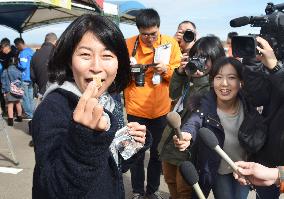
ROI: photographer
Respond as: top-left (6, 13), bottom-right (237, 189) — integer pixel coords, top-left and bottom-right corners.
top-left (242, 36), bottom-right (284, 198)
top-left (124, 8), bottom-right (181, 199)
top-left (174, 20), bottom-right (197, 54)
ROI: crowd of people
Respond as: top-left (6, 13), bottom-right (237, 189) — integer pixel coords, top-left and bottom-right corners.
top-left (0, 7), bottom-right (283, 199)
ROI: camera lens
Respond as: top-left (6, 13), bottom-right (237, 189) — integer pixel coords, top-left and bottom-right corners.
top-left (134, 72), bottom-right (145, 87)
top-left (185, 61), bottom-right (198, 73)
top-left (183, 30), bottom-right (195, 43)
top-left (185, 57), bottom-right (207, 74)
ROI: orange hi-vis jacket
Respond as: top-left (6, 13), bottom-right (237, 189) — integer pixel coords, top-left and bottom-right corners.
top-left (124, 34), bottom-right (181, 119)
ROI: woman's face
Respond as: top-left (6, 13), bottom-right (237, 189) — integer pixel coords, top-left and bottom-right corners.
top-left (213, 63), bottom-right (241, 104)
top-left (71, 32), bottom-right (118, 97)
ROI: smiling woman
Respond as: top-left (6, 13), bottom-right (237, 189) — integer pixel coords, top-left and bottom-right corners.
top-left (180, 56), bottom-right (267, 198)
top-left (31, 14), bottom-right (151, 199)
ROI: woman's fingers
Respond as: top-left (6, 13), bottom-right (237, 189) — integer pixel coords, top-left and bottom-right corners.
top-left (74, 81), bottom-right (97, 120)
top-left (96, 115), bottom-right (108, 131)
top-left (128, 122), bottom-right (146, 144)
top-left (133, 136), bottom-right (146, 144)
top-left (73, 81), bottom-right (107, 130)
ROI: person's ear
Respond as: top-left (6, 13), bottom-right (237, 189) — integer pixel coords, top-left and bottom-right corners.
top-left (240, 81), bottom-right (244, 88)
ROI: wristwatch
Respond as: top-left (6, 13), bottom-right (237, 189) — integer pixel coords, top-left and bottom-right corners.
top-left (269, 61), bottom-right (283, 74)
top-left (278, 166), bottom-right (284, 193)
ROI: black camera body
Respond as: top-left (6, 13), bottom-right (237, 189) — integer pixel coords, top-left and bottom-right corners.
top-left (131, 63), bottom-right (158, 87)
top-left (185, 56), bottom-right (207, 74)
top-left (183, 29), bottom-right (196, 43)
top-left (231, 2), bottom-right (284, 59)
top-left (232, 35), bottom-right (260, 58)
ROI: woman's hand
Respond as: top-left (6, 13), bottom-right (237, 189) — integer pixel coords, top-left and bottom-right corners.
top-left (173, 132), bottom-right (192, 151)
top-left (127, 122), bottom-right (146, 145)
top-left (73, 81), bottom-right (108, 131)
top-left (256, 37), bottom-right (278, 70)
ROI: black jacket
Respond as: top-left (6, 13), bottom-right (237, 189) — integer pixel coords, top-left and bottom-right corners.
top-left (32, 89), bottom-right (151, 199)
top-left (242, 60), bottom-right (284, 167)
top-left (30, 42), bottom-right (54, 95)
top-left (0, 45), bottom-right (18, 69)
top-left (181, 90), bottom-right (265, 197)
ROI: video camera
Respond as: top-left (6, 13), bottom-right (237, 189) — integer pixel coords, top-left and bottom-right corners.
top-left (230, 2), bottom-right (284, 59)
top-left (131, 63), bottom-right (158, 87)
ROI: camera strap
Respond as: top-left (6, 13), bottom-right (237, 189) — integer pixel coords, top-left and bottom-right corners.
top-left (131, 36), bottom-right (139, 57)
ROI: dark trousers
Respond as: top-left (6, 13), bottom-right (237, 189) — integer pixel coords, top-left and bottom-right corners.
top-left (0, 84), bottom-right (6, 114)
top-left (256, 185), bottom-right (280, 199)
top-left (127, 114), bottom-right (167, 195)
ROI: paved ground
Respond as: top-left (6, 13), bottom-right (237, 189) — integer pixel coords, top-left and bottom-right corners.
top-left (0, 119), bottom-right (282, 199)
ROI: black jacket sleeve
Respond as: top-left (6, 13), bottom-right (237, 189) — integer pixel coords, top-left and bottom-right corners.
top-left (242, 59), bottom-right (272, 106)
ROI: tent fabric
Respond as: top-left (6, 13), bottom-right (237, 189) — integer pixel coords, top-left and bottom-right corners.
top-left (0, 0), bottom-right (145, 33)
top-left (0, 0), bottom-right (99, 33)
top-left (107, 0), bottom-right (145, 24)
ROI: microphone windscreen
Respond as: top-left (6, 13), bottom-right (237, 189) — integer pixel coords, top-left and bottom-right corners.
top-left (199, 127), bottom-right (218, 149)
top-left (230, 16), bottom-right (250, 27)
top-left (179, 161), bottom-right (199, 186)
top-left (166, 112), bottom-right (181, 129)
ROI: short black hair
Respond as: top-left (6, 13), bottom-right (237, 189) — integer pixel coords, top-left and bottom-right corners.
top-left (227, 32), bottom-right (238, 39)
top-left (178, 20), bottom-right (196, 30)
top-left (48, 14), bottom-right (131, 93)
top-left (211, 56), bottom-right (243, 81)
top-left (188, 36), bottom-right (225, 66)
top-left (0, 38), bottom-right (11, 48)
top-left (136, 8), bottom-right (160, 29)
top-left (14, 38), bottom-right (25, 45)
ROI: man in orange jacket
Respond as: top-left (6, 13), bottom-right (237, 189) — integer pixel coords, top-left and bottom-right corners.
top-left (124, 8), bottom-right (181, 199)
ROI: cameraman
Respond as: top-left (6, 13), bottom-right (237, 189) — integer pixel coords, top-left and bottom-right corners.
top-left (174, 20), bottom-right (197, 54)
top-left (242, 36), bottom-right (284, 199)
top-left (124, 8), bottom-right (181, 199)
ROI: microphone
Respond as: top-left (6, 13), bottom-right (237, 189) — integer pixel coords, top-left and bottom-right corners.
top-left (230, 16), bottom-right (250, 27)
top-left (179, 161), bottom-right (206, 199)
top-left (166, 112), bottom-right (183, 140)
top-left (230, 16), bottom-right (268, 27)
top-left (198, 127), bottom-right (258, 193)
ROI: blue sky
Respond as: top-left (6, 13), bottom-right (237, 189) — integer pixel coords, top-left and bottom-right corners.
top-left (0, 0), bottom-right (283, 44)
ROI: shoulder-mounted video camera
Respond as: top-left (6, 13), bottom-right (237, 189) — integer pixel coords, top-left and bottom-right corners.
top-left (131, 63), bottom-right (158, 87)
top-left (230, 2), bottom-right (284, 59)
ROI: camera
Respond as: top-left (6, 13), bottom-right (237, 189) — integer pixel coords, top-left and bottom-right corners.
top-left (131, 63), bottom-right (157, 86)
top-left (232, 35), bottom-right (260, 58)
top-left (183, 29), bottom-right (196, 43)
top-left (185, 56), bottom-right (207, 74)
top-left (230, 2), bottom-right (284, 59)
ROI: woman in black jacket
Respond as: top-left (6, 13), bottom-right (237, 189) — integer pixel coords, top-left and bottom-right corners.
top-left (179, 57), bottom-right (266, 198)
top-left (31, 14), bottom-right (150, 199)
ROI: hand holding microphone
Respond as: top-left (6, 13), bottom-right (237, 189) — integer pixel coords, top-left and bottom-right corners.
top-left (167, 112), bottom-right (192, 151)
top-left (179, 161), bottom-right (206, 199)
top-left (166, 112), bottom-right (184, 140)
top-left (198, 128), bottom-right (259, 195)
